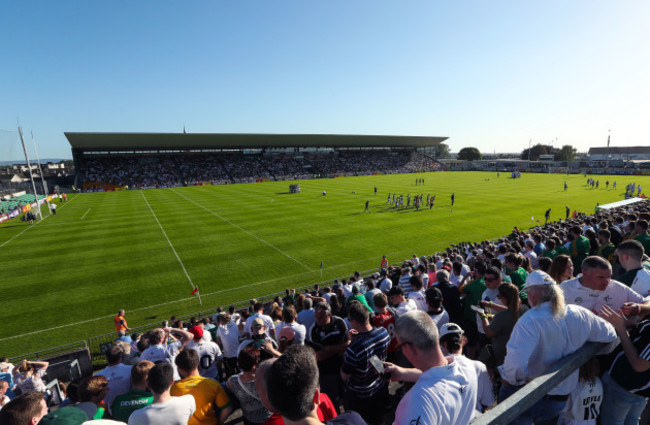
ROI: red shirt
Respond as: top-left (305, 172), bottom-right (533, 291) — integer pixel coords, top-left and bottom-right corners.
top-left (261, 393), bottom-right (337, 425)
top-left (372, 310), bottom-right (398, 353)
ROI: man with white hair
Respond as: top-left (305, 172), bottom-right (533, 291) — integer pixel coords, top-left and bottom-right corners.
top-left (561, 256), bottom-right (647, 315)
top-left (499, 270), bottom-right (618, 425)
top-left (384, 311), bottom-right (478, 425)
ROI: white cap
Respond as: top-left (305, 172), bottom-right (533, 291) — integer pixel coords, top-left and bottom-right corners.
top-left (439, 323), bottom-right (464, 339)
top-left (524, 270), bottom-right (556, 289)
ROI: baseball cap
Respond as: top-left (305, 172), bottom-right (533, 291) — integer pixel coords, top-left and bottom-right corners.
top-left (387, 286), bottom-right (404, 296)
top-left (372, 272), bottom-right (380, 279)
top-left (524, 270), bottom-right (556, 289)
top-left (251, 318), bottom-right (265, 329)
top-left (439, 323), bottom-right (464, 339)
top-left (188, 325), bottom-right (203, 339)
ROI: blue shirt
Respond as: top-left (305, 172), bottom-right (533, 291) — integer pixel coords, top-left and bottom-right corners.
top-left (341, 327), bottom-right (390, 398)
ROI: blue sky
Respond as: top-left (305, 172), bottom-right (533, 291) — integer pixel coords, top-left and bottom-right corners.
top-left (1, 1), bottom-right (649, 159)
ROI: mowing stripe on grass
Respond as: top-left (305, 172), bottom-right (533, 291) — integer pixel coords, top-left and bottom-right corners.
top-left (140, 191), bottom-right (199, 301)
top-left (0, 194), bottom-right (78, 248)
top-left (172, 188), bottom-right (313, 271)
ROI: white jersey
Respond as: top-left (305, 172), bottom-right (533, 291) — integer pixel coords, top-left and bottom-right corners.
top-left (128, 395), bottom-right (196, 425)
top-left (430, 308), bottom-right (449, 330)
top-left (186, 340), bottom-right (222, 379)
top-left (630, 268), bottom-right (650, 299)
top-left (139, 341), bottom-right (183, 380)
top-left (217, 321), bottom-right (241, 358)
top-left (452, 354), bottom-right (494, 412)
top-left (558, 378), bottom-right (603, 425)
top-left (379, 277), bottom-right (393, 293)
top-left (561, 276), bottom-right (645, 315)
top-left (275, 321), bottom-right (307, 345)
top-left (408, 290), bottom-right (428, 311)
top-left (96, 363), bottom-right (132, 414)
top-left (396, 299), bottom-right (418, 316)
top-left (394, 356), bottom-right (477, 425)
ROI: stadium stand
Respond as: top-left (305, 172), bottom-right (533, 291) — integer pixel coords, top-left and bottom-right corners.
top-left (4, 198), bottom-right (649, 424)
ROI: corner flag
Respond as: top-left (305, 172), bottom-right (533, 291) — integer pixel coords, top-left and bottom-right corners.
top-left (191, 286), bottom-right (199, 296)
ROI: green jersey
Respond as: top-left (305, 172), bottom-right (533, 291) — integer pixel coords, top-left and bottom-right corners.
top-left (111, 389), bottom-right (154, 422)
top-left (542, 248), bottom-right (559, 260)
top-left (570, 235), bottom-right (591, 267)
top-left (597, 242), bottom-right (616, 263)
top-left (634, 233), bottom-right (650, 254)
top-left (507, 267), bottom-right (528, 301)
top-left (461, 278), bottom-right (486, 321)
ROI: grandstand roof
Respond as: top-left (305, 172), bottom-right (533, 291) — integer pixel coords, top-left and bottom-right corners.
top-left (65, 132), bottom-right (448, 150)
top-left (588, 146), bottom-right (650, 155)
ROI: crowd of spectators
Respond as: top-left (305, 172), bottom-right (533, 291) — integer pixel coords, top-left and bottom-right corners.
top-left (4, 200), bottom-right (650, 424)
top-left (81, 150), bottom-right (442, 190)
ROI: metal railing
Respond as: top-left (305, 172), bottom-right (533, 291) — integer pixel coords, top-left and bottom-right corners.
top-left (471, 342), bottom-right (605, 425)
top-left (7, 340), bottom-right (88, 363)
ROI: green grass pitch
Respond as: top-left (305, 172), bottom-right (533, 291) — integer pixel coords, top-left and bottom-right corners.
top-left (1, 171), bottom-right (648, 357)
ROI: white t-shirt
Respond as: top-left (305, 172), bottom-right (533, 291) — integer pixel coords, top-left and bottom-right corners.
top-left (128, 395), bottom-right (196, 425)
top-left (244, 313), bottom-right (275, 337)
top-left (216, 322), bottom-right (240, 358)
top-left (396, 299), bottom-right (418, 316)
top-left (561, 276), bottom-right (645, 315)
top-left (96, 363), bottom-right (133, 414)
top-left (275, 321), bottom-right (307, 345)
top-left (379, 277), bottom-right (393, 293)
top-left (186, 340), bottom-right (222, 379)
top-left (630, 268), bottom-right (650, 299)
top-left (139, 341), bottom-right (183, 380)
top-left (558, 378), bottom-right (603, 425)
top-left (394, 356), bottom-right (477, 425)
top-left (430, 308), bottom-right (449, 330)
top-left (452, 355), bottom-right (494, 413)
top-left (408, 290), bottom-right (428, 311)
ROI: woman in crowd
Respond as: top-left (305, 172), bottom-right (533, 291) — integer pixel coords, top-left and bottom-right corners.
top-left (549, 254), bottom-right (574, 284)
top-left (477, 282), bottom-right (529, 369)
top-left (226, 347), bottom-right (272, 425)
top-left (14, 360), bottom-right (49, 395)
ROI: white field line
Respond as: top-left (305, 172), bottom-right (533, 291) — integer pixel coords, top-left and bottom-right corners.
top-left (140, 191), bottom-right (199, 301)
top-left (0, 194), bottom-right (78, 249)
top-left (80, 208), bottom-right (91, 220)
top-left (171, 189), bottom-right (313, 271)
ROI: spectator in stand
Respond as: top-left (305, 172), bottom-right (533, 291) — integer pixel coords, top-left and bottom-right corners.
top-left (384, 311), bottom-right (478, 425)
top-left (459, 261), bottom-right (487, 358)
top-left (275, 304), bottom-right (307, 346)
top-left (96, 345), bottom-right (133, 415)
top-left (186, 325), bottom-right (222, 380)
top-left (226, 347), bottom-right (272, 425)
top-left (425, 286), bottom-right (449, 330)
top-left (387, 286), bottom-right (417, 315)
top-left (0, 380), bottom-right (10, 410)
top-left (634, 220), bottom-right (650, 253)
top-left (0, 391), bottom-right (48, 425)
top-left (597, 229), bottom-right (616, 263)
top-left (435, 269), bottom-right (464, 325)
top-left (599, 303), bottom-right (650, 425)
top-left (397, 266), bottom-right (414, 297)
top-left (172, 349), bottom-right (232, 425)
top-left (438, 323), bottom-right (494, 413)
top-left (266, 346), bottom-right (366, 425)
top-left (499, 271), bottom-right (617, 425)
top-left (549, 254), bottom-right (574, 285)
top-left (128, 362), bottom-right (196, 425)
top-left (238, 318), bottom-right (282, 362)
top-left (537, 256), bottom-right (552, 274)
top-left (371, 293), bottom-right (402, 362)
top-left (407, 274), bottom-right (427, 311)
top-left (379, 269), bottom-right (392, 293)
top-left (364, 277), bottom-right (382, 311)
top-left (477, 282), bottom-right (529, 369)
top-left (341, 302), bottom-right (390, 425)
top-left (561, 256), bottom-right (647, 316)
top-left (245, 303), bottom-right (276, 339)
top-left (13, 360), bottom-right (49, 395)
top-left (74, 375), bottom-right (110, 419)
top-left (615, 240), bottom-right (650, 296)
top-left (139, 327), bottom-right (193, 381)
top-left (523, 241), bottom-right (539, 269)
top-left (505, 253), bottom-right (528, 298)
top-left (111, 360), bottom-right (155, 423)
top-left (570, 226), bottom-right (591, 274)
top-left (309, 302), bottom-right (350, 403)
top-left (216, 313), bottom-right (241, 379)
top-left (297, 298), bottom-right (316, 338)
top-left (0, 362), bottom-right (15, 400)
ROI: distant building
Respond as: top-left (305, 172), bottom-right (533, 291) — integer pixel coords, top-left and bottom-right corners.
top-left (588, 146), bottom-right (650, 161)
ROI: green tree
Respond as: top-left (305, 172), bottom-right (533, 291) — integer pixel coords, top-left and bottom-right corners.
top-left (521, 144), bottom-right (555, 161)
top-left (457, 147), bottom-right (482, 161)
top-left (556, 145), bottom-right (577, 162)
top-left (433, 143), bottom-right (451, 159)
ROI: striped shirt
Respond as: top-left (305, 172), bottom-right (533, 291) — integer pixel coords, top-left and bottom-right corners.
top-left (608, 319), bottom-right (650, 396)
top-left (341, 327), bottom-right (390, 398)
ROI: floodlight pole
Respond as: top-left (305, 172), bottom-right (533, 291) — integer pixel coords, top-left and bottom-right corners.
top-left (18, 125), bottom-right (44, 220)
top-left (605, 130), bottom-right (611, 174)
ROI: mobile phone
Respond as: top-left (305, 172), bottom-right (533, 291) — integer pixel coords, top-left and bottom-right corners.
top-left (369, 355), bottom-right (391, 380)
top-left (471, 305), bottom-right (484, 314)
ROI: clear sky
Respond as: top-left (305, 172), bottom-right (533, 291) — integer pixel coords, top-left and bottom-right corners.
top-left (1, 1), bottom-right (649, 159)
